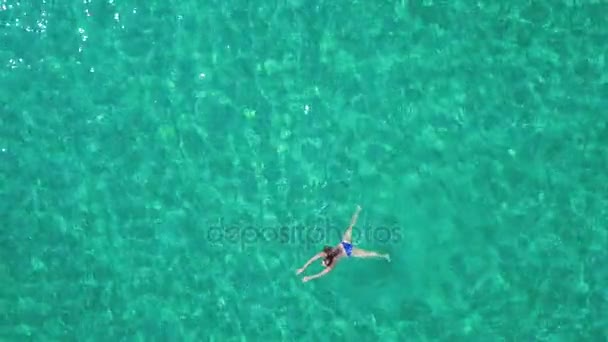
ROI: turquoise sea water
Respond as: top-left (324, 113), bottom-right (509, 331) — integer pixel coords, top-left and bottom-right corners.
top-left (1, 0), bottom-right (607, 340)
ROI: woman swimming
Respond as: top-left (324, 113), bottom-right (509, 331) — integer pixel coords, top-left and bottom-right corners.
top-left (296, 205), bottom-right (390, 283)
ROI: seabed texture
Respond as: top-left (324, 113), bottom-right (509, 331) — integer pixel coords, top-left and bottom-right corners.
top-left (1, 1), bottom-right (607, 341)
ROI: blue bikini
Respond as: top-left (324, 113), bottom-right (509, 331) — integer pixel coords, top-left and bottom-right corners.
top-left (341, 241), bottom-right (353, 257)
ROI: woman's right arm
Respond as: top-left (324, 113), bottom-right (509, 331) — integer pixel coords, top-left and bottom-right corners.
top-left (296, 253), bottom-right (324, 275)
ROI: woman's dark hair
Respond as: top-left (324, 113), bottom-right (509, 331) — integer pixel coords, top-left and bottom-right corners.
top-left (322, 245), bottom-right (340, 267)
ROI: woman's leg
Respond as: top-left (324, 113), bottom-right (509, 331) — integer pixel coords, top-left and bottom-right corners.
top-left (352, 247), bottom-right (390, 261)
top-left (342, 205), bottom-right (362, 243)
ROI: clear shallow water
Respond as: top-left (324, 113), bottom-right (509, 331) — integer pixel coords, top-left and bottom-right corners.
top-left (1, 0), bottom-right (607, 340)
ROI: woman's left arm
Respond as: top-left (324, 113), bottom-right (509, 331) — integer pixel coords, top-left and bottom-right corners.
top-left (302, 263), bottom-right (335, 282)
top-left (296, 252), bottom-right (323, 275)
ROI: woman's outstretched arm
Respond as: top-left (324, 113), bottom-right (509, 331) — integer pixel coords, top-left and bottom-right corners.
top-left (296, 252), bottom-right (324, 275)
top-left (302, 263), bottom-right (335, 282)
